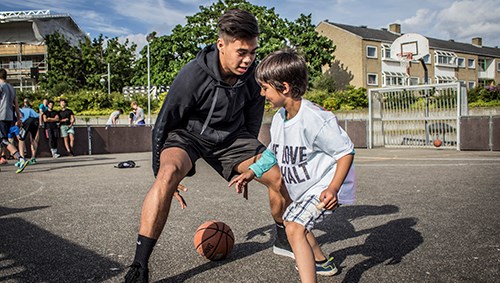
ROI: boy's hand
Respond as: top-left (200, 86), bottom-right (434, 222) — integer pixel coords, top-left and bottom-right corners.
top-left (318, 188), bottom-right (339, 210)
top-left (228, 170), bottom-right (255, 199)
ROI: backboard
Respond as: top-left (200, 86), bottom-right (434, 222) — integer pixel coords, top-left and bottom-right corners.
top-left (390, 33), bottom-right (429, 60)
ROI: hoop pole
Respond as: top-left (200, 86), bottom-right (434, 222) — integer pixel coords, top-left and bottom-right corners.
top-left (419, 58), bottom-right (428, 84)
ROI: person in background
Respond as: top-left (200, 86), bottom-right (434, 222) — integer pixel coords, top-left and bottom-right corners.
top-left (131, 101), bottom-right (145, 125)
top-left (39, 98), bottom-right (48, 128)
top-left (43, 100), bottom-right (60, 158)
top-left (106, 108), bottom-right (124, 126)
top-left (18, 98), bottom-right (40, 164)
top-left (0, 68), bottom-right (30, 173)
top-left (58, 99), bottom-right (76, 156)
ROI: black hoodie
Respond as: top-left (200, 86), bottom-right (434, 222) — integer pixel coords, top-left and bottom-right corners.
top-left (152, 44), bottom-right (264, 176)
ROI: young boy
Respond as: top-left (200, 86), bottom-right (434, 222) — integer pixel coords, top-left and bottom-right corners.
top-left (229, 49), bottom-right (356, 283)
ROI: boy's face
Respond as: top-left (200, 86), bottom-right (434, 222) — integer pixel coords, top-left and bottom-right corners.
top-left (259, 82), bottom-right (286, 109)
top-left (217, 36), bottom-right (258, 77)
top-left (48, 102), bottom-right (54, 110)
top-left (60, 100), bottom-right (67, 108)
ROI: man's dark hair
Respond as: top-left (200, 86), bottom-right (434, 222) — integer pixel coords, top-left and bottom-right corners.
top-left (218, 8), bottom-right (259, 41)
top-left (0, 68), bottom-right (7, 80)
top-left (255, 49), bottom-right (308, 99)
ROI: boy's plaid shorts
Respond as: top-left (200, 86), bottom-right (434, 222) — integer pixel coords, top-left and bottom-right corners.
top-left (283, 195), bottom-right (332, 231)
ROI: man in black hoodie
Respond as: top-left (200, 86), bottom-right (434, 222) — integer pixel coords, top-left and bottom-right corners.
top-left (125, 9), bottom-right (292, 282)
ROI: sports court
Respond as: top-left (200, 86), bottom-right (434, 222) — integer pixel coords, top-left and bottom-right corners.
top-left (1, 148), bottom-right (499, 282)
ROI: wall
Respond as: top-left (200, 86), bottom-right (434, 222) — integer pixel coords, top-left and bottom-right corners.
top-left (460, 116), bottom-right (500, 151)
top-left (26, 121), bottom-right (369, 159)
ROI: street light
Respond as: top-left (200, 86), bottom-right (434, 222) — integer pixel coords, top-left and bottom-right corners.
top-left (99, 62), bottom-right (111, 95)
top-left (146, 34), bottom-right (154, 125)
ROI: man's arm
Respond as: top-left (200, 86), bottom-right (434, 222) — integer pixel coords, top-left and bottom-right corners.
top-left (244, 84), bottom-right (265, 137)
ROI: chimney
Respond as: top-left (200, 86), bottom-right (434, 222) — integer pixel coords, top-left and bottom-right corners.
top-left (389, 23), bottom-right (401, 34)
top-left (472, 37), bottom-right (482, 47)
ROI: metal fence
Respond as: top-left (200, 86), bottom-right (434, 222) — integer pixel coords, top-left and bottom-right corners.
top-left (368, 83), bottom-right (468, 149)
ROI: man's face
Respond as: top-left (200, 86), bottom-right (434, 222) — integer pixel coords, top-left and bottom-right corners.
top-left (48, 102), bottom-right (54, 110)
top-left (217, 36), bottom-right (258, 77)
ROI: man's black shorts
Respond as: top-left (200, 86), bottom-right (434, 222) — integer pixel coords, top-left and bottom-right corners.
top-left (21, 117), bottom-right (39, 140)
top-left (162, 129), bottom-right (266, 181)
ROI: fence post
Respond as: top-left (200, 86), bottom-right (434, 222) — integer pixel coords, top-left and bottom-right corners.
top-left (87, 125), bottom-right (92, 155)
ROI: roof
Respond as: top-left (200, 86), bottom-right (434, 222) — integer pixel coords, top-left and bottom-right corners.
top-left (0, 10), bottom-right (87, 46)
top-left (323, 21), bottom-right (500, 58)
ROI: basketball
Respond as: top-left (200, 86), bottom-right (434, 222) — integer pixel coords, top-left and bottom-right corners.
top-left (433, 138), bottom-right (442, 147)
top-left (194, 220), bottom-right (234, 261)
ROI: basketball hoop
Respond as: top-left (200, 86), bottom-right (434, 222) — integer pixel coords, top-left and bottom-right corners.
top-left (397, 52), bottom-right (413, 75)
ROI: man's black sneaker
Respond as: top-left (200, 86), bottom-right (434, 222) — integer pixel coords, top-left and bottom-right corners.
top-left (124, 263), bottom-right (148, 283)
top-left (273, 222), bottom-right (295, 259)
top-left (273, 236), bottom-right (295, 259)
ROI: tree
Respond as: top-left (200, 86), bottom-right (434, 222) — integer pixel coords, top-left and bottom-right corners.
top-left (40, 33), bottom-right (84, 94)
top-left (41, 32), bottom-right (137, 94)
top-left (133, 0), bottom-right (335, 87)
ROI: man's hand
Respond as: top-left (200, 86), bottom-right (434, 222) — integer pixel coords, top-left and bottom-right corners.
top-left (228, 170), bottom-right (255, 200)
top-left (173, 184), bottom-right (188, 209)
top-left (318, 188), bottom-right (339, 210)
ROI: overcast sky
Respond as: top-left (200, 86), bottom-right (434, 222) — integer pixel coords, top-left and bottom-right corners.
top-left (1, 0), bottom-right (499, 51)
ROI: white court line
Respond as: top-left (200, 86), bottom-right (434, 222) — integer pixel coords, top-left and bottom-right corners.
top-left (8, 180), bottom-right (44, 203)
top-left (356, 163), bottom-right (500, 167)
top-left (357, 157), bottom-right (500, 161)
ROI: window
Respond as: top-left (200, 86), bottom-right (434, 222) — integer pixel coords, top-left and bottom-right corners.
top-left (478, 58), bottom-right (487, 71)
top-left (367, 73), bottom-right (378, 86)
top-left (383, 73), bottom-right (405, 86)
top-left (457, 57), bottom-right (465, 68)
top-left (366, 46), bottom-right (377, 58)
top-left (468, 58), bottom-right (475, 69)
top-left (497, 61), bottom-right (500, 72)
top-left (381, 44), bottom-right (391, 59)
top-left (435, 76), bottom-right (457, 84)
top-left (409, 77), bottom-right (419, 85)
top-left (435, 51), bottom-right (456, 66)
top-left (468, 81), bottom-right (476, 89)
top-left (421, 54), bottom-right (431, 64)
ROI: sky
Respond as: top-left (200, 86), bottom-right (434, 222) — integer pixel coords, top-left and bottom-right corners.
top-left (1, 0), bottom-right (499, 52)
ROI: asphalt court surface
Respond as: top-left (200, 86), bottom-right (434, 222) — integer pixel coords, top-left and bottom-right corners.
top-left (1, 148), bottom-right (499, 282)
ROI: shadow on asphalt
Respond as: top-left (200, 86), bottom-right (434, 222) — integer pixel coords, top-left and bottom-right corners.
top-left (0, 206), bottom-right (123, 282)
top-left (316, 205), bottom-right (423, 283)
top-left (156, 204), bottom-right (422, 283)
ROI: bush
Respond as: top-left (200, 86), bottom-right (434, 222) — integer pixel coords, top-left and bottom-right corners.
top-left (468, 86), bottom-right (500, 103)
top-left (17, 89), bottom-right (163, 115)
top-left (305, 86), bottom-right (367, 111)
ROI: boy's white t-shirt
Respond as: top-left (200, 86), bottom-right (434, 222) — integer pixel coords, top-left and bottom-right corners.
top-left (269, 99), bottom-right (356, 204)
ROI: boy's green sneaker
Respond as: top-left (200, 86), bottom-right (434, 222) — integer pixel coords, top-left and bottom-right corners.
top-left (295, 257), bottom-right (338, 276)
top-left (29, 158), bottom-right (37, 165)
top-left (16, 159), bottom-right (29, 174)
top-left (316, 257), bottom-right (338, 276)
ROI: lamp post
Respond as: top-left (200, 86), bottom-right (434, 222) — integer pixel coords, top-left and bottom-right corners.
top-left (147, 40), bottom-right (151, 125)
top-left (99, 62), bottom-right (111, 95)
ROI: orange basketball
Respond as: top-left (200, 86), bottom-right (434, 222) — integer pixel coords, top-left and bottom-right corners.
top-left (433, 138), bottom-right (443, 147)
top-left (194, 221), bottom-right (234, 261)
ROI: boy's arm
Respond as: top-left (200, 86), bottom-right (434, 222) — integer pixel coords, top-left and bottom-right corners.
top-left (319, 153), bottom-right (354, 210)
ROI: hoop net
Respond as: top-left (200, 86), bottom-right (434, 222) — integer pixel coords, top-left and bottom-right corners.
top-left (397, 52), bottom-right (413, 75)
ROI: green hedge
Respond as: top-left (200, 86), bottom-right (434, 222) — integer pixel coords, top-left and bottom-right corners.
top-left (17, 89), bottom-right (164, 115)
